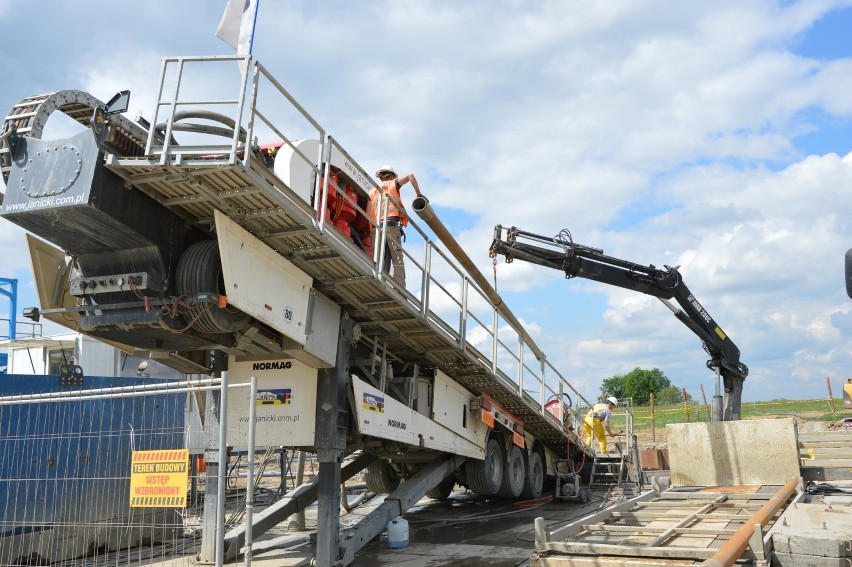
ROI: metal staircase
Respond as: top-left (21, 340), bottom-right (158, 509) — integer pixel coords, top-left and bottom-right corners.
top-left (585, 399), bottom-right (643, 493)
top-left (589, 453), bottom-right (626, 490)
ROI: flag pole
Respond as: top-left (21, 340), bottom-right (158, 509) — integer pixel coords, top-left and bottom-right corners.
top-left (249, 0), bottom-right (260, 57)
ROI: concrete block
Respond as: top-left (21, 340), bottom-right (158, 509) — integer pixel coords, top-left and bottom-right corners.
top-left (771, 551), bottom-right (852, 566)
top-left (780, 503), bottom-right (852, 531)
top-left (667, 418), bottom-right (800, 486)
top-left (772, 527), bottom-right (852, 557)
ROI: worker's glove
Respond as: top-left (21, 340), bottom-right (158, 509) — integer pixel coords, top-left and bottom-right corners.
top-left (417, 195), bottom-right (429, 203)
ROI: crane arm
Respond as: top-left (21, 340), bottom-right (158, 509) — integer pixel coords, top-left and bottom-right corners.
top-left (489, 225), bottom-right (748, 419)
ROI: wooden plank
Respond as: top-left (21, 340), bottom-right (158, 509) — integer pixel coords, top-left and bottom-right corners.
top-left (801, 458), bottom-right (852, 468)
top-left (800, 441), bottom-right (852, 449)
top-left (583, 525), bottom-right (737, 536)
top-left (532, 554), bottom-right (704, 567)
top-left (539, 541), bottom-right (735, 560)
top-left (545, 491), bottom-right (656, 542)
top-left (611, 512), bottom-right (749, 521)
top-left (798, 430), bottom-right (852, 442)
top-left (801, 447), bottom-right (852, 458)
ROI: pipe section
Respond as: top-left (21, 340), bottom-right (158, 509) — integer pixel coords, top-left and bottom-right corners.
top-left (702, 477), bottom-right (798, 567)
top-left (412, 196), bottom-right (546, 362)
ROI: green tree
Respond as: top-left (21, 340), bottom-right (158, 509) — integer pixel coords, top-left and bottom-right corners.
top-left (655, 386), bottom-right (683, 405)
top-left (601, 367), bottom-right (672, 406)
top-left (624, 367), bottom-right (671, 405)
top-left (600, 374), bottom-right (627, 401)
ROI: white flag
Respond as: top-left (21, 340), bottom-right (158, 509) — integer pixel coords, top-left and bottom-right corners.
top-left (216, 0), bottom-right (259, 56)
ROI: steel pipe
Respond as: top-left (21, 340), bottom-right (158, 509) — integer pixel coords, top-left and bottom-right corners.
top-left (701, 477), bottom-right (799, 567)
top-left (412, 196), bottom-right (546, 362)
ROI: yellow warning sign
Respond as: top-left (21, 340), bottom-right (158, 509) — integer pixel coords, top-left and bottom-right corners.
top-left (129, 449), bottom-right (189, 508)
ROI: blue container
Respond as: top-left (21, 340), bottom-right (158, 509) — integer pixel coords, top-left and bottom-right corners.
top-left (0, 375), bottom-right (187, 564)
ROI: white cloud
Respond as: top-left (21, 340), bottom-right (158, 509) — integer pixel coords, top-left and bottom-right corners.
top-left (2, 0), bottom-right (852, 403)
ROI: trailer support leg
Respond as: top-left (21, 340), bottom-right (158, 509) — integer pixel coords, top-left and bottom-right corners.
top-left (338, 454), bottom-right (465, 566)
top-left (222, 452), bottom-right (375, 560)
top-left (315, 314), bottom-right (353, 567)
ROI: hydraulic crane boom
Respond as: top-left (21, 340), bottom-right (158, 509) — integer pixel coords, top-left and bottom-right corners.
top-left (489, 225), bottom-right (748, 421)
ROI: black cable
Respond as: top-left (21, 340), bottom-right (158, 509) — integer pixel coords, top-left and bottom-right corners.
top-left (807, 481), bottom-right (852, 494)
top-left (407, 495), bottom-right (553, 527)
top-left (514, 494), bottom-right (606, 542)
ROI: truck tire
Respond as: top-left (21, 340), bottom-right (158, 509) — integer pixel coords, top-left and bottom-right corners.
top-left (365, 460), bottom-right (399, 494)
top-left (520, 450), bottom-right (544, 499)
top-left (176, 240), bottom-right (249, 334)
top-left (466, 437), bottom-right (504, 496)
top-left (497, 444), bottom-right (525, 498)
top-left (425, 478), bottom-right (455, 500)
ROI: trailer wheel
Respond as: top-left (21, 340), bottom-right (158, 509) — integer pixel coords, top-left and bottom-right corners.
top-left (425, 478), bottom-right (455, 500)
top-left (176, 240), bottom-right (249, 334)
top-left (497, 444), bottom-right (525, 498)
top-left (365, 460), bottom-right (399, 494)
top-left (520, 450), bottom-right (544, 499)
top-left (466, 437), bottom-right (504, 496)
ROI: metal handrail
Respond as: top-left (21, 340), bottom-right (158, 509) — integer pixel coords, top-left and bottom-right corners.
top-left (144, 55), bottom-right (593, 434)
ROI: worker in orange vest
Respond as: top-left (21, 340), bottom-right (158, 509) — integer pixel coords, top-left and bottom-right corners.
top-left (317, 166), bottom-right (340, 223)
top-left (367, 165), bottom-right (422, 287)
top-left (584, 397), bottom-right (618, 453)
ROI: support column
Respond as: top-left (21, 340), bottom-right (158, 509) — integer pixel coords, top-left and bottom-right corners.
top-left (723, 376), bottom-right (743, 421)
top-left (314, 314), bottom-right (352, 567)
top-left (711, 367), bottom-right (723, 423)
top-left (198, 374), bottom-right (227, 565)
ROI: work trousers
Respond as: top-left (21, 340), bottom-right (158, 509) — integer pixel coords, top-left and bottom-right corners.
top-left (583, 416), bottom-right (607, 453)
top-left (384, 224), bottom-right (406, 287)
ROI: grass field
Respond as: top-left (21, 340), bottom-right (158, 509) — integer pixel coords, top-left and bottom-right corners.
top-left (623, 397), bottom-right (852, 434)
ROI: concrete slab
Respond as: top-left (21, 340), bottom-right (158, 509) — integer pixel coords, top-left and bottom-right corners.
top-left (666, 418), bottom-right (799, 487)
top-left (771, 550), bottom-right (852, 566)
top-left (771, 502), bottom-right (852, 561)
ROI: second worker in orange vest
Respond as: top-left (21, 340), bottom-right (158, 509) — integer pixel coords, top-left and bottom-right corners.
top-left (367, 165), bottom-right (422, 287)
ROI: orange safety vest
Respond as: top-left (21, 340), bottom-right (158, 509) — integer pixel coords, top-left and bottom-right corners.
top-left (317, 174), bottom-right (338, 221)
top-left (367, 179), bottom-right (409, 227)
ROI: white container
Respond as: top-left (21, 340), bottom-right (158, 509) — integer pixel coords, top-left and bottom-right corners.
top-left (387, 517), bottom-right (409, 549)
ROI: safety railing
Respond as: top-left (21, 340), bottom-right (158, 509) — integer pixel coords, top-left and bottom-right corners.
top-left (140, 55), bottom-right (594, 435)
top-left (0, 319), bottom-right (43, 340)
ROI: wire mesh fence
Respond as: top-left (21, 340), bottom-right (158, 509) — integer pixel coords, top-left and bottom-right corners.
top-left (0, 376), bottom-right (221, 567)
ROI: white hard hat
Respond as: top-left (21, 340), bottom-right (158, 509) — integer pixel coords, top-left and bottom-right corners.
top-left (607, 396), bottom-right (618, 406)
top-left (375, 165), bottom-right (396, 178)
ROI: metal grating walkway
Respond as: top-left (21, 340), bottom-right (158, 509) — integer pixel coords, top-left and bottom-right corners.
top-left (0, 55), bottom-right (593, 460)
top-left (104, 152), bottom-right (579, 455)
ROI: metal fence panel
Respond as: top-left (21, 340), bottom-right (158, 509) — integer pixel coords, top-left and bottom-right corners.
top-left (0, 375), bottom-right (217, 566)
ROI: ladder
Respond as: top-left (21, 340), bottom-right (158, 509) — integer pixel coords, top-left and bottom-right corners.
top-left (588, 453), bottom-right (626, 490)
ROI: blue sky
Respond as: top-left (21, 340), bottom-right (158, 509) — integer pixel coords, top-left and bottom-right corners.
top-left (2, 0), bottom-right (852, 403)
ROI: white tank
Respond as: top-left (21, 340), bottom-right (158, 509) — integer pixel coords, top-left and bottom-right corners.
top-left (273, 140), bottom-right (375, 206)
top-left (387, 517), bottom-right (409, 549)
top-left (272, 139), bottom-right (321, 205)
